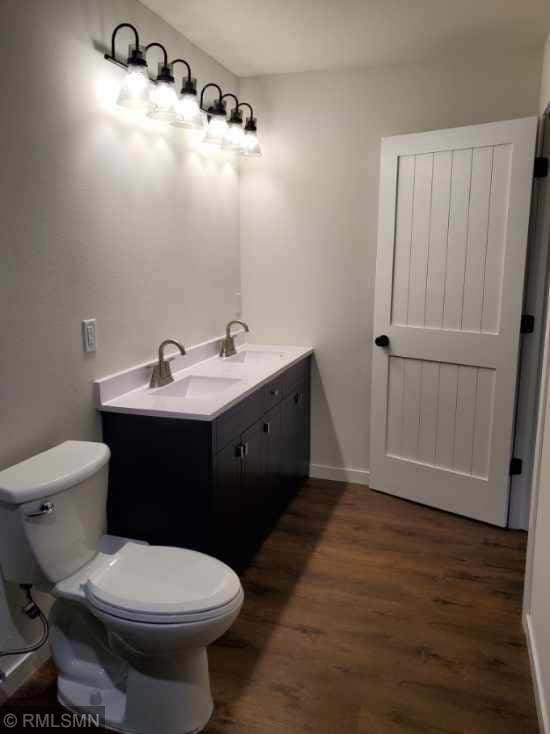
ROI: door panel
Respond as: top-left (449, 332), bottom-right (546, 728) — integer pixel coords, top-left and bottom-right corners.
top-left (371, 117), bottom-right (537, 525)
top-left (386, 357), bottom-right (495, 478)
top-left (391, 144), bottom-right (512, 334)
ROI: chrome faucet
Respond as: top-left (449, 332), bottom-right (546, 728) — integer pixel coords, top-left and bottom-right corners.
top-left (219, 320), bottom-right (250, 358)
top-left (150, 339), bottom-right (186, 388)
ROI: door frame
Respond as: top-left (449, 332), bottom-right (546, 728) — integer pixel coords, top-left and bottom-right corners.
top-left (510, 110), bottom-right (550, 529)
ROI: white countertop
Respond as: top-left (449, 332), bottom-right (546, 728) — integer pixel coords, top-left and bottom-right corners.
top-left (95, 339), bottom-right (313, 422)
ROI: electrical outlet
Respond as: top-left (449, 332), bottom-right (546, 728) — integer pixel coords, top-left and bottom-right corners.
top-left (82, 319), bottom-right (97, 353)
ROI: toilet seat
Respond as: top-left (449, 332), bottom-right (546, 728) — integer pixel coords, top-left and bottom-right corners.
top-left (83, 542), bottom-right (242, 624)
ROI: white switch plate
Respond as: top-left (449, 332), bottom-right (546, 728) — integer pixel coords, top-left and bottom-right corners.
top-left (235, 291), bottom-right (242, 317)
top-left (82, 319), bottom-right (97, 353)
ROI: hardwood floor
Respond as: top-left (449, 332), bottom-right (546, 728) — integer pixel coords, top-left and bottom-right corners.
top-left (6, 479), bottom-right (537, 733)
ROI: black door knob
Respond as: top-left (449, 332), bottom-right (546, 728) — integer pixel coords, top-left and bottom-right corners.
top-left (374, 335), bottom-right (390, 347)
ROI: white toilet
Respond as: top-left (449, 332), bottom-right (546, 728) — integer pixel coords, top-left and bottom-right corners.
top-left (0, 441), bottom-right (244, 734)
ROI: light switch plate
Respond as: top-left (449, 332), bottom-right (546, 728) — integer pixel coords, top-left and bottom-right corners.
top-left (82, 319), bottom-right (97, 353)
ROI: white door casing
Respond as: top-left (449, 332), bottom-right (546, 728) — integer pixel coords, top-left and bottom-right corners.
top-left (370, 117), bottom-right (537, 526)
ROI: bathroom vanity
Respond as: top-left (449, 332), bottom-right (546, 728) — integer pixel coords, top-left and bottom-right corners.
top-left (97, 343), bottom-right (312, 569)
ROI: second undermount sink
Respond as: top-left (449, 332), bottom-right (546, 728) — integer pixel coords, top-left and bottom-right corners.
top-left (155, 375), bottom-right (243, 399)
top-left (226, 350), bottom-right (286, 366)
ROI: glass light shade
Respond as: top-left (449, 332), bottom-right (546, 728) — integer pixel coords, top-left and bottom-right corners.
top-left (222, 121), bottom-right (245, 151)
top-left (148, 80), bottom-right (178, 121)
top-left (172, 93), bottom-right (206, 130)
top-left (202, 115), bottom-right (229, 146)
top-left (240, 131), bottom-right (262, 157)
top-left (117, 64), bottom-right (151, 113)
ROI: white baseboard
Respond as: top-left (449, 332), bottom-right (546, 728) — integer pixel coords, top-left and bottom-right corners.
top-left (309, 463), bottom-right (370, 486)
top-left (0, 645), bottom-right (51, 704)
top-left (525, 612), bottom-right (549, 734)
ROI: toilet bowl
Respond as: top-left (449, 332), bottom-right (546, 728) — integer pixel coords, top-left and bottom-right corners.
top-left (0, 441), bottom-right (244, 734)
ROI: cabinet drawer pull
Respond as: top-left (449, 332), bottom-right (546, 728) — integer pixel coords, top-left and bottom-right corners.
top-left (235, 442), bottom-right (249, 459)
top-left (294, 392), bottom-right (303, 405)
top-left (270, 388), bottom-right (280, 397)
top-left (263, 422), bottom-right (271, 434)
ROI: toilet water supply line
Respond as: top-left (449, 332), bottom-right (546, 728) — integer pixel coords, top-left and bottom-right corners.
top-left (0, 586), bottom-right (49, 663)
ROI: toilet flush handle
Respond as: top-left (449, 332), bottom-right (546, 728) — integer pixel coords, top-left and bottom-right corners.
top-left (25, 501), bottom-right (55, 518)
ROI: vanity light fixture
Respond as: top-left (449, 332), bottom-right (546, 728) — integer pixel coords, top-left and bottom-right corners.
top-left (221, 94), bottom-right (245, 151)
top-left (238, 104), bottom-right (262, 157)
top-left (146, 42), bottom-right (178, 121)
top-left (171, 59), bottom-right (205, 130)
top-left (103, 23), bottom-right (262, 156)
top-left (200, 83), bottom-right (229, 146)
top-left (104, 23), bottom-right (151, 113)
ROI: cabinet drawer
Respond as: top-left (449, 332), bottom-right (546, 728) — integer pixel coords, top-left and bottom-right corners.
top-left (263, 375), bottom-right (285, 411)
top-left (283, 357), bottom-right (310, 395)
top-left (215, 389), bottom-right (264, 454)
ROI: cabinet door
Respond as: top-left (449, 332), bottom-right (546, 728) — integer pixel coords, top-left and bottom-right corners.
top-left (294, 384), bottom-right (310, 479)
top-left (212, 439), bottom-right (243, 562)
top-left (281, 380), bottom-right (310, 507)
top-left (262, 403), bottom-right (284, 527)
top-left (213, 419), bottom-right (269, 566)
top-left (264, 403), bottom-right (283, 488)
top-left (241, 417), bottom-right (267, 518)
top-left (281, 392), bottom-right (299, 507)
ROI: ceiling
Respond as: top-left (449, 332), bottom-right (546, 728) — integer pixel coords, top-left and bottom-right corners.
top-left (141, 0), bottom-right (550, 77)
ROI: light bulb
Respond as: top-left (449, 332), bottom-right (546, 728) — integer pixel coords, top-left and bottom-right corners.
top-left (148, 80), bottom-right (178, 121)
top-left (222, 121), bottom-right (244, 151)
top-left (240, 131), bottom-right (262, 157)
top-left (203, 116), bottom-right (229, 146)
top-left (117, 64), bottom-right (151, 113)
top-left (172, 93), bottom-right (206, 130)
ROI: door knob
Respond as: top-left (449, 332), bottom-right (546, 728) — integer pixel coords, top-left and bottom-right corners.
top-left (374, 335), bottom-right (390, 347)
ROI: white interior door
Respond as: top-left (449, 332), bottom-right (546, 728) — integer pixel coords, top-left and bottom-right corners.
top-left (370, 117), bottom-right (537, 526)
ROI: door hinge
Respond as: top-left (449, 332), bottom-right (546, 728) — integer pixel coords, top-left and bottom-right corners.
top-left (510, 457), bottom-right (523, 476)
top-left (521, 314), bottom-right (535, 334)
top-left (534, 156), bottom-right (548, 179)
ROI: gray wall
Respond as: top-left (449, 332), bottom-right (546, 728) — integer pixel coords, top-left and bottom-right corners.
top-left (240, 49), bottom-right (542, 479)
top-left (0, 0), bottom-right (240, 674)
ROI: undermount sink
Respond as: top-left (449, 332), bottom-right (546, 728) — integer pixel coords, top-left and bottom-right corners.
top-left (155, 376), bottom-right (243, 399)
top-left (226, 350), bottom-right (286, 366)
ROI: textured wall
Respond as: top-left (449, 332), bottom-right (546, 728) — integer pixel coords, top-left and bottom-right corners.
top-left (0, 0), bottom-right (240, 675)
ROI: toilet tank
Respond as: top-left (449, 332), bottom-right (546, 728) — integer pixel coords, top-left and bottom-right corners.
top-left (0, 441), bottom-right (110, 586)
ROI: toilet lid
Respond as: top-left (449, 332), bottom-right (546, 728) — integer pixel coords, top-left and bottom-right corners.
top-left (84, 543), bottom-right (241, 619)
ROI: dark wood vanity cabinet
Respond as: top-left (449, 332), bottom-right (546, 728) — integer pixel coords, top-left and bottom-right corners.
top-left (102, 356), bottom-right (311, 570)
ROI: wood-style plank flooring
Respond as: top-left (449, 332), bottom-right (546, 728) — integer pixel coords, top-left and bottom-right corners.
top-left (6, 479), bottom-right (537, 733)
